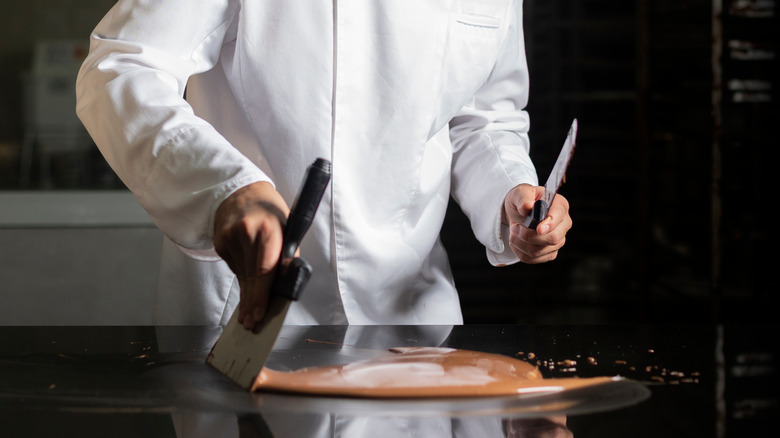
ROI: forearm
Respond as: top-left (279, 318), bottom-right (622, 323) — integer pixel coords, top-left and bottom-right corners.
top-left (448, 0), bottom-right (537, 264)
top-left (76, 0), bottom-right (268, 256)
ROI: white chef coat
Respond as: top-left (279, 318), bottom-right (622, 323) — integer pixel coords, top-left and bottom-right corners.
top-left (76, 0), bottom-right (538, 326)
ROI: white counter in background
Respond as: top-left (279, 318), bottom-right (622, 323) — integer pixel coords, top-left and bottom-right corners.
top-left (0, 191), bottom-right (162, 325)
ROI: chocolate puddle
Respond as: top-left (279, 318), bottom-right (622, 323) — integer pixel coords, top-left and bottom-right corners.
top-left (252, 347), bottom-right (616, 398)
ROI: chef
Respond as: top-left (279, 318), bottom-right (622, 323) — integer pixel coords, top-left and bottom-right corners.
top-left (76, 0), bottom-right (572, 328)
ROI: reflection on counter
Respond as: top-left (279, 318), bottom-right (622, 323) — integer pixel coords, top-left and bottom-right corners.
top-left (1, 411), bottom-right (572, 438)
top-left (2, 324), bottom-right (776, 437)
top-left (176, 412), bottom-right (572, 438)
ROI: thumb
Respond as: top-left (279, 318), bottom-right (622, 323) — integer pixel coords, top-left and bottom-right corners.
top-left (504, 184), bottom-right (545, 225)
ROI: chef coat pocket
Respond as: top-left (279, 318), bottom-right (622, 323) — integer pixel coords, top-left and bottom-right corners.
top-left (455, 12), bottom-right (502, 30)
top-left (436, 0), bottom-right (511, 117)
top-left (453, 0), bottom-right (509, 36)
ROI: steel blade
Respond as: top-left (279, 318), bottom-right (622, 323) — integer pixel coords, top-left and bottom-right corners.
top-left (543, 119), bottom-right (578, 205)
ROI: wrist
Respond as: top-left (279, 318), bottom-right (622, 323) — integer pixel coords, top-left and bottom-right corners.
top-left (214, 181), bottom-right (288, 234)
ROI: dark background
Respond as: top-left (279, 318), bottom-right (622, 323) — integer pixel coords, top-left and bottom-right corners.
top-left (1, 0), bottom-right (777, 325)
top-left (443, 0), bottom-right (778, 325)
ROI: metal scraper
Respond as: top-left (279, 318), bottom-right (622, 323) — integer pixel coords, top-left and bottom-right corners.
top-left (206, 158), bottom-right (332, 390)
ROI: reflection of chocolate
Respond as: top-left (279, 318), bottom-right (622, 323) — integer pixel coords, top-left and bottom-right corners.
top-left (253, 347), bottom-right (614, 397)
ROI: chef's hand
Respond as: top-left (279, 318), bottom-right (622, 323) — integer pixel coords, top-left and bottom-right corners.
top-left (213, 181), bottom-right (289, 330)
top-left (503, 184), bottom-right (572, 263)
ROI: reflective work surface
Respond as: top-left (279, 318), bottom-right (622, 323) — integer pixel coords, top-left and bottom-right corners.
top-left (0, 324), bottom-right (776, 437)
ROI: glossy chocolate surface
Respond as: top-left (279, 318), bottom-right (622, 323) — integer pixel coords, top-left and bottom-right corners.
top-left (253, 346), bottom-right (619, 397)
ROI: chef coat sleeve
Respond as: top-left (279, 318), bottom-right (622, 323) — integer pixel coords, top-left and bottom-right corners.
top-left (76, 0), bottom-right (270, 260)
top-left (448, 0), bottom-right (537, 267)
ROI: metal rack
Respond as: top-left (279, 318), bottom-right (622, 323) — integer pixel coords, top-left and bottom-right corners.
top-left (713, 0), bottom-right (777, 322)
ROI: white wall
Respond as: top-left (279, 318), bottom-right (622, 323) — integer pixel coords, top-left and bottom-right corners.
top-left (0, 191), bottom-right (162, 325)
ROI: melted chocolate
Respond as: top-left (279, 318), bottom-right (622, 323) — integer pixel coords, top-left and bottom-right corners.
top-left (252, 347), bottom-right (615, 398)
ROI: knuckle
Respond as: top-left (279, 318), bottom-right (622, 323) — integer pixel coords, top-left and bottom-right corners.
top-left (547, 229), bottom-right (567, 246)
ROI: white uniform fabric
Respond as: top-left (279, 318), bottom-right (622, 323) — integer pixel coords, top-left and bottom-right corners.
top-left (76, 0), bottom-right (537, 326)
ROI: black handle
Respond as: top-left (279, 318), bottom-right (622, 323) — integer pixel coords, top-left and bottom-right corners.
top-left (281, 158), bottom-right (332, 259)
top-left (272, 257), bottom-right (313, 301)
top-left (272, 158), bottom-right (331, 301)
top-left (522, 199), bottom-right (549, 230)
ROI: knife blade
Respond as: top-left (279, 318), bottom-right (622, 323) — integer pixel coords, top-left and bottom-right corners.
top-left (523, 119), bottom-right (578, 229)
top-left (206, 158), bottom-right (332, 390)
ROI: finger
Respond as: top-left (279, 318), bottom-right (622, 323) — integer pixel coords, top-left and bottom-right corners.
top-left (504, 184), bottom-right (543, 225)
top-left (237, 224), bottom-right (259, 327)
top-left (515, 189), bottom-right (542, 214)
top-left (511, 221), bottom-right (566, 247)
top-left (216, 226), bottom-right (250, 323)
top-left (508, 224), bottom-right (566, 263)
top-left (536, 213), bottom-right (573, 247)
top-left (243, 254), bottom-right (275, 330)
top-left (242, 220), bottom-right (284, 329)
top-left (213, 224), bottom-right (242, 276)
top-left (538, 195), bottom-right (570, 234)
top-left (509, 236), bottom-right (564, 264)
